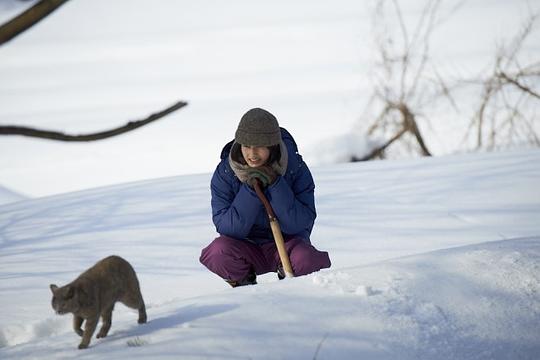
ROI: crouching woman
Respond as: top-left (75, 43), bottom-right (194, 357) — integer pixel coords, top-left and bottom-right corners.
top-left (200, 108), bottom-right (331, 287)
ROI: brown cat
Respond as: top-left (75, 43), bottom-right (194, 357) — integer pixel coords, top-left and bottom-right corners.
top-left (50, 255), bottom-right (147, 349)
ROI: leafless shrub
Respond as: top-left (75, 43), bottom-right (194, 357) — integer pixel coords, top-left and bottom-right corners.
top-left (463, 12), bottom-right (540, 150)
top-left (360, 1), bottom-right (539, 160)
top-left (358, 0), bottom-right (461, 160)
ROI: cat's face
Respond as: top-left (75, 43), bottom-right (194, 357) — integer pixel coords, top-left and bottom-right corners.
top-left (50, 284), bottom-right (80, 314)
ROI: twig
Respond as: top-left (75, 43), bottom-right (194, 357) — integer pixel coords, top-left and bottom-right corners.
top-left (313, 332), bottom-right (330, 360)
top-left (498, 72), bottom-right (540, 100)
top-left (355, 126), bottom-right (408, 161)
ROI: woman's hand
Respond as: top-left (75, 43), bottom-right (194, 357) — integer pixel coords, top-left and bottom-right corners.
top-left (246, 165), bottom-right (277, 188)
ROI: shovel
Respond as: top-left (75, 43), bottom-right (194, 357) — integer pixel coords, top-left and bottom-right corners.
top-left (253, 180), bottom-right (295, 278)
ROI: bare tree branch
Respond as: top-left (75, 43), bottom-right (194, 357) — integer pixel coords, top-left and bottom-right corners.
top-left (407, 0), bottom-right (440, 100)
top-left (498, 71), bottom-right (540, 100)
top-left (0, 100), bottom-right (188, 141)
top-left (360, 0), bottom-right (444, 160)
top-left (0, 0), bottom-right (70, 46)
top-left (0, 1), bottom-right (191, 144)
top-left (391, 0), bottom-right (410, 99)
top-left (429, 66), bottom-right (460, 112)
top-left (391, 102), bottom-right (432, 156)
top-left (355, 126), bottom-right (408, 161)
top-left (467, 10), bottom-right (540, 150)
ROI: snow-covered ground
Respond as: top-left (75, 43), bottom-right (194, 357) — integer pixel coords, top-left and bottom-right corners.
top-left (0, 149), bottom-right (539, 359)
top-left (1, 1), bottom-right (539, 357)
top-left (0, 185), bottom-right (26, 205)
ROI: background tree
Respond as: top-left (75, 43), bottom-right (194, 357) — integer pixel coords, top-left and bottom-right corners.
top-left (463, 12), bottom-right (540, 150)
top-left (357, 0), bottom-right (459, 161)
top-left (358, 0), bottom-right (538, 161)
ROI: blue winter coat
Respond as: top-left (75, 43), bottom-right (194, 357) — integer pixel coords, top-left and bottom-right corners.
top-left (211, 128), bottom-right (316, 245)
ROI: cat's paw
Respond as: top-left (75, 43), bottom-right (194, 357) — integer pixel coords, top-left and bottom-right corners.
top-left (78, 343), bottom-right (89, 350)
top-left (96, 331), bottom-right (108, 339)
top-left (75, 329), bottom-right (84, 337)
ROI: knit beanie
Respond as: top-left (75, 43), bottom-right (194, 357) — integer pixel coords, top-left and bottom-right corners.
top-left (235, 108), bottom-right (281, 146)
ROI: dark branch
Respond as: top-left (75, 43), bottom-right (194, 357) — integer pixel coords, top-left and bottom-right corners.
top-left (353, 126), bottom-right (408, 161)
top-left (0, 0), bottom-right (70, 46)
top-left (498, 71), bottom-right (540, 100)
top-left (0, 100), bottom-right (188, 141)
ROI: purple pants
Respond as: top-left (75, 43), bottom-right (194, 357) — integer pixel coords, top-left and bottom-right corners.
top-left (200, 236), bottom-right (331, 282)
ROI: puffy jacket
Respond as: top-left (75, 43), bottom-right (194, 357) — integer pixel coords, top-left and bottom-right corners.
top-left (210, 128), bottom-right (316, 245)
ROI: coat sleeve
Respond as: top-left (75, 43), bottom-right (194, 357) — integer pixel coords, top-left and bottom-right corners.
top-left (210, 166), bottom-right (261, 239)
top-left (266, 161), bottom-right (316, 235)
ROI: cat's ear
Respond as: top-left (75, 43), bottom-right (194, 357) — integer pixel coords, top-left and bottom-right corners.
top-left (50, 284), bottom-right (58, 293)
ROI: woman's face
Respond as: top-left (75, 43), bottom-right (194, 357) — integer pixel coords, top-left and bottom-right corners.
top-left (241, 145), bottom-right (270, 167)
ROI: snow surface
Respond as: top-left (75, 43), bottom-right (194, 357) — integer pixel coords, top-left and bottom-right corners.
top-left (1, 0), bottom-right (539, 197)
top-left (0, 185), bottom-right (26, 205)
top-left (0, 149), bottom-right (539, 359)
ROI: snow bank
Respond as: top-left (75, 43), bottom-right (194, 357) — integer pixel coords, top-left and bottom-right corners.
top-left (0, 185), bottom-right (27, 205)
top-left (1, 238), bottom-right (538, 359)
top-left (304, 131), bottom-right (381, 165)
top-left (0, 149), bottom-right (539, 359)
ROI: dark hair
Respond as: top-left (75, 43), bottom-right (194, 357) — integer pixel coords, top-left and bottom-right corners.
top-left (231, 143), bottom-right (281, 166)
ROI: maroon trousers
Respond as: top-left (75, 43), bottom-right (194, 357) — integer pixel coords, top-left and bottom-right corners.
top-left (200, 235), bottom-right (331, 282)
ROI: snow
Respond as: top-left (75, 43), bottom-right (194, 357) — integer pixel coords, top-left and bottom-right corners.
top-left (0, 185), bottom-right (27, 205)
top-left (0, 0), bottom-right (39, 25)
top-left (304, 131), bottom-right (379, 165)
top-left (1, 149), bottom-right (539, 359)
top-left (0, 0), bottom-right (538, 197)
top-left (1, 1), bottom-right (540, 358)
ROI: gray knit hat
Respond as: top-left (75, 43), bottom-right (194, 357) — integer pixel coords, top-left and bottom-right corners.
top-left (235, 108), bottom-right (281, 146)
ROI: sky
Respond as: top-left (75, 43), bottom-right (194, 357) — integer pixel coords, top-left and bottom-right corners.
top-left (0, 0), bottom-right (539, 197)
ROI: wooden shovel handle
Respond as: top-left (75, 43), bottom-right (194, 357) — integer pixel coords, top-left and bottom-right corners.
top-left (253, 180), bottom-right (294, 278)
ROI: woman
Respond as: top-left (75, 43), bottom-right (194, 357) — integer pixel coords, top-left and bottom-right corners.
top-left (200, 108), bottom-right (331, 287)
